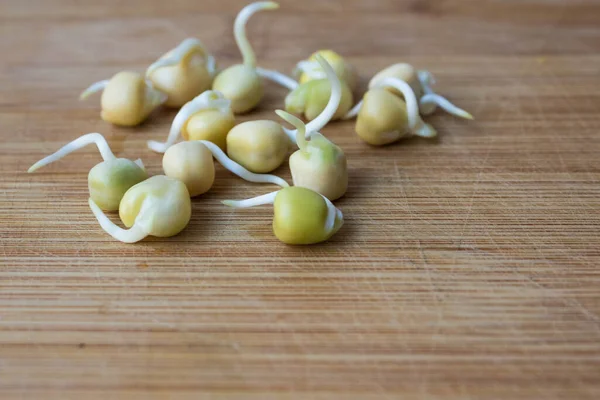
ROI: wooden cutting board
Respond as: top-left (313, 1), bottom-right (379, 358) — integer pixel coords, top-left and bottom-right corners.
top-left (1, 0), bottom-right (599, 398)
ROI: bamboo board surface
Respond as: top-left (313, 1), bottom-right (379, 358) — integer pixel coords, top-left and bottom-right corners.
top-left (1, 0), bottom-right (599, 398)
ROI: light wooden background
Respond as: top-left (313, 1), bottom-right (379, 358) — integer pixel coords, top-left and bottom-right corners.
top-left (1, 0), bottom-right (599, 398)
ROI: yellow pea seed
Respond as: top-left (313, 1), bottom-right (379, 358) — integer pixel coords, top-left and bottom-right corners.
top-left (226, 120), bottom-right (290, 173)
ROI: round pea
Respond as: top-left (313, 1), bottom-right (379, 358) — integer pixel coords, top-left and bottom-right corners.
top-left (87, 158), bottom-right (147, 211)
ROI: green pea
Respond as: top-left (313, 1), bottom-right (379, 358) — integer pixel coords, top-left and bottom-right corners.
top-left (88, 158), bottom-right (147, 211)
top-left (285, 78), bottom-right (353, 121)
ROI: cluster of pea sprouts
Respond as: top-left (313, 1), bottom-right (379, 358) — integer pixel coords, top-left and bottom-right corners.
top-left (27, 1), bottom-right (472, 246)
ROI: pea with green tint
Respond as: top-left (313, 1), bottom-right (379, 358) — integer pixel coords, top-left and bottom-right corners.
top-left (273, 187), bottom-right (342, 245)
top-left (88, 159), bottom-right (147, 211)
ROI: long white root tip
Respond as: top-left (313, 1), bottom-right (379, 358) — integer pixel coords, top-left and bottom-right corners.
top-left (146, 38), bottom-right (207, 77)
top-left (417, 70), bottom-right (472, 119)
top-left (234, 1), bottom-right (279, 68)
top-left (374, 77), bottom-right (419, 130)
top-left (420, 93), bottom-right (473, 120)
top-left (343, 99), bottom-right (363, 120)
top-left (304, 54), bottom-right (342, 136)
top-left (275, 110), bottom-right (307, 151)
top-left (88, 198), bottom-right (149, 243)
top-left (147, 90), bottom-right (231, 153)
top-left (222, 190), bottom-right (279, 208)
top-left (256, 67), bottom-right (299, 90)
top-left (28, 132), bottom-right (115, 173)
top-left (80, 80), bottom-right (109, 100)
top-left (200, 140), bottom-right (289, 187)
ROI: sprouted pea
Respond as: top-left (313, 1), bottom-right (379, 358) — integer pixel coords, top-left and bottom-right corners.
top-left (146, 38), bottom-right (217, 108)
top-left (354, 77), bottom-right (438, 146)
top-left (162, 140), bottom-right (288, 197)
top-left (212, 1), bottom-right (279, 114)
top-left (80, 71), bottom-right (166, 127)
top-left (274, 55), bottom-right (348, 201)
top-left (147, 90), bottom-right (234, 153)
top-left (226, 55), bottom-right (340, 175)
top-left (277, 111), bottom-right (347, 201)
top-left (223, 186), bottom-right (343, 245)
top-left (89, 175), bottom-right (191, 243)
top-left (293, 49), bottom-right (358, 92)
top-left (345, 63), bottom-right (472, 120)
top-left (28, 133), bottom-right (147, 211)
top-left (226, 120), bottom-right (291, 173)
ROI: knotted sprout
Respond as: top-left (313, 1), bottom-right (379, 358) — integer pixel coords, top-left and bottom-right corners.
top-left (147, 90), bottom-right (234, 153)
top-left (28, 133), bottom-right (147, 211)
top-left (80, 71), bottom-right (166, 127)
top-left (345, 63), bottom-right (472, 120)
top-left (212, 1), bottom-right (279, 114)
top-left (223, 187), bottom-right (343, 245)
top-left (89, 175), bottom-right (191, 243)
top-left (294, 49), bottom-right (358, 92)
top-left (162, 140), bottom-right (289, 197)
top-left (354, 78), bottom-right (438, 146)
top-left (146, 38), bottom-right (217, 108)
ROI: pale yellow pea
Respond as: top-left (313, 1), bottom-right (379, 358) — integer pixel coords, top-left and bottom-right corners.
top-left (80, 71), bottom-right (166, 127)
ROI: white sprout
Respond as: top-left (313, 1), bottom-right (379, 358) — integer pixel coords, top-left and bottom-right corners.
top-left (373, 77), bottom-right (420, 129)
top-left (322, 194), bottom-right (342, 234)
top-left (146, 38), bottom-right (215, 78)
top-left (234, 2), bottom-right (279, 68)
top-left (256, 67), bottom-right (298, 90)
top-left (199, 140), bottom-right (289, 188)
top-left (147, 90), bottom-right (231, 153)
top-left (294, 60), bottom-right (327, 81)
top-left (133, 158), bottom-right (145, 170)
top-left (417, 70), bottom-right (473, 119)
top-left (80, 80), bottom-right (109, 100)
top-left (342, 100), bottom-right (363, 120)
top-left (28, 133), bottom-right (115, 173)
top-left (88, 197), bottom-right (149, 243)
top-left (222, 190), bottom-right (279, 208)
top-left (281, 54), bottom-right (341, 143)
top-left (342, 78), bottom-right (419, 124)
top-left (275, 110), bottom-right (307, 153)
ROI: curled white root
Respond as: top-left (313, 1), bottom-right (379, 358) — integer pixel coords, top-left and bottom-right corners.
top-left (199, 140), bottom-right (289, 188)
top-left (418, 70), bottom-right (473, 119)
top-left (80, 80), bottom-right (109, 100)
top-left (146, 38), bottom-right (215, 78)
top-left (88, 198), bottom-right (149, 243)
top-left (234, 1), bottom-right (279, 68)
top-left (256, 67), bottom-right (298, 90)
top-left (281, 54), bottom-right (341, 143)
top-left (28, 133), bottom-right (115, 173)
top-left (222, 190), bottom-right (279, 208)
top-left (147, 90), bottom-right (231, 153)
